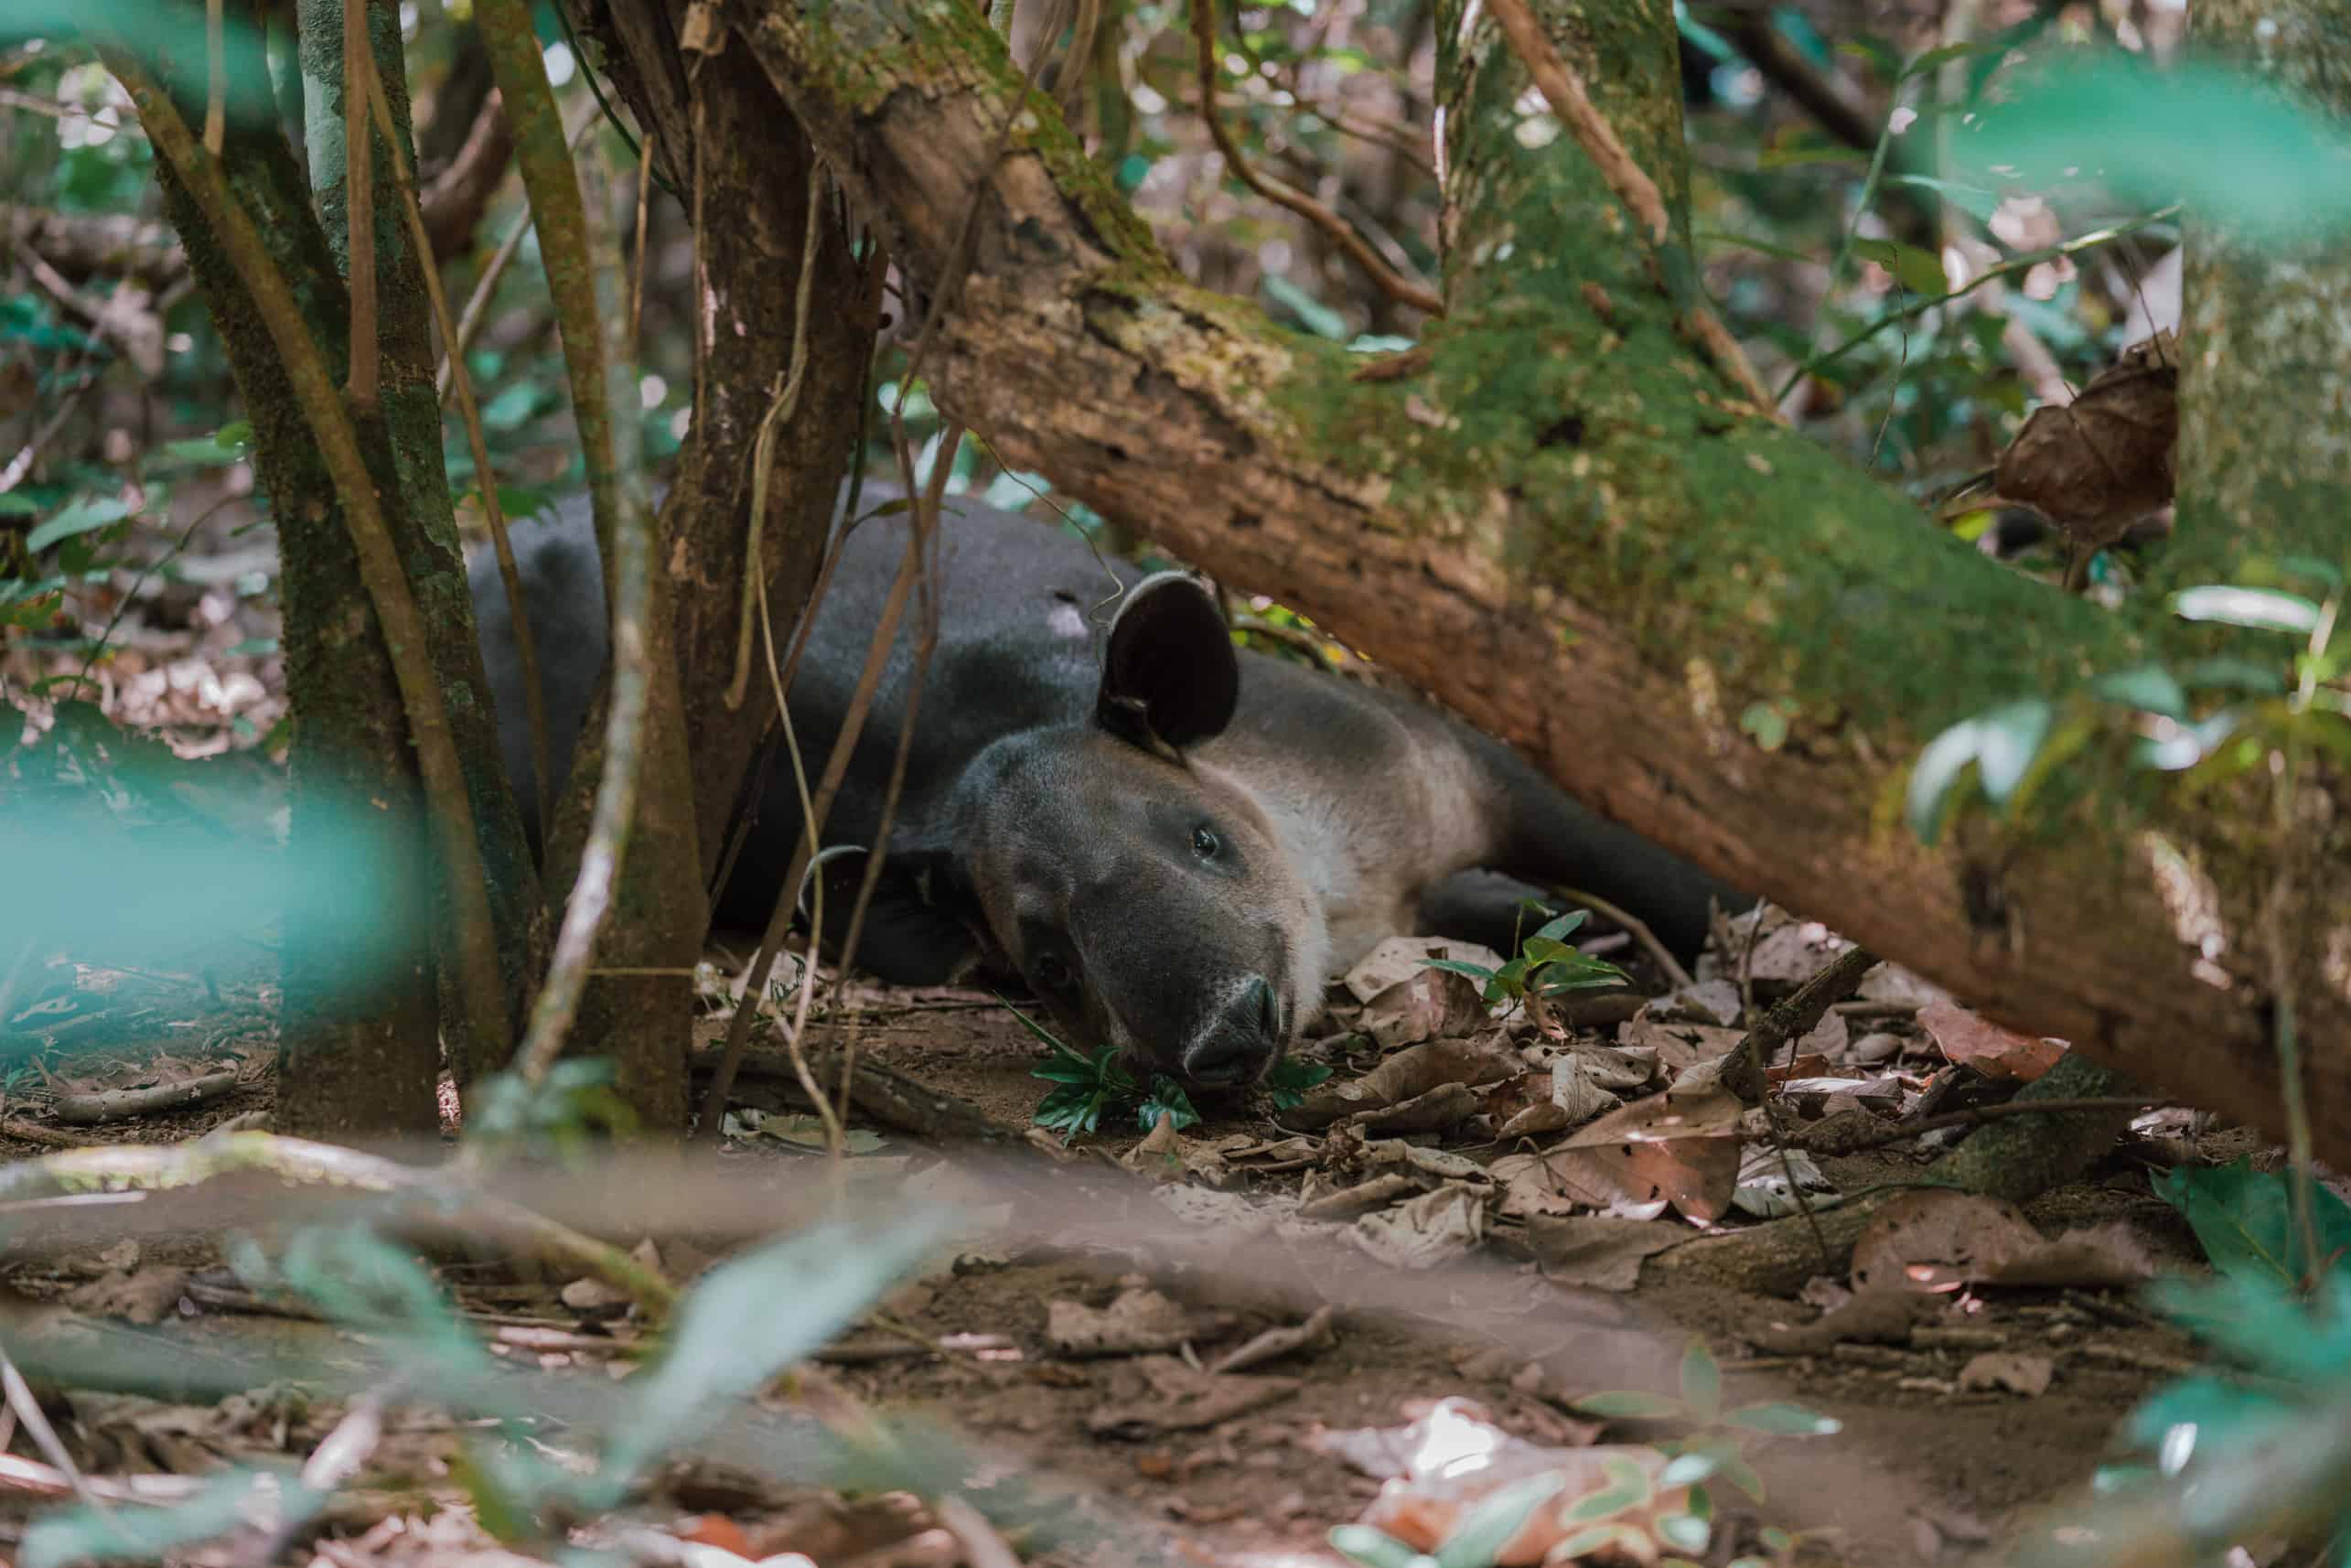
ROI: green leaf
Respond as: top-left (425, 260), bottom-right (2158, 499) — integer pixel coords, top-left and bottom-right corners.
top-left (1139, 1077), bottom-right (1201, 1133)
top-left (1656, 1512), bottom-right (1712, 1554)
top-left (1530, 910), bottom-right (1590, 944)
top-left (2172, 585), bottom-right (2324, 635)
top-left (224, 637), bottom-right (280, 657)
top-left (1659, 1450), bottom-right (1721, 1489)
top-left (1570, 1389), bottom-right (1686, 1420)
top-left (1679, 1339), bottom-right (1722, 1422)
top-left (603, 1214), bottom-right (948, 1484)
top-left (1852, 237), bottom-right (1948, 296)
top-left (1435, 1472), bottom-right (1565, 1568)
top-left (2150, 1158), bottom-right (2351, 1289)
top-left (2174, 657), bottom-right (2291, 695)
top-left (1973, 698), bottom-right (2054, 805)
top-left (1560, 1455), bottom-right (1656, 1523)
top-left (1033, 1083), bottom-right (1106, 1133)
top-left (1960, 51), bottom-right (2351, 241)
top-left (1263, 274), bottom-right (1350, 341)
top-left (1905, 715), bottom-right (1982, 845)
top-left (1422, 958), bottom-right (1498, 982)
top-left (27, 496), bottom-right (130, 553)
top-left (24, 1469), bottom-right (322, 1568)
top-left (1328, 1524), bottom-right (1434, 1568)
top-left (1554, 1523), bottom-right (1653, 1560)
top-left (1722, 1401), bottom-right (1843, 1436)
top-left (2089, 665), bottom-right (2191, 720)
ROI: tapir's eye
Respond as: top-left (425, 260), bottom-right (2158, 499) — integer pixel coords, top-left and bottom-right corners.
top-left (1191, 824), bottom-right (1220, 859)
top-left (1033, 952), bottom-right (1074, 992)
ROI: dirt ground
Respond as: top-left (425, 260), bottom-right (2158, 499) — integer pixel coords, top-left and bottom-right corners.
top-left (0, 937), bottom-right (2219, 1568)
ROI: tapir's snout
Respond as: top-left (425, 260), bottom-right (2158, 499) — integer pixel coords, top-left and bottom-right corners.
top-left (1178, 973), bottom-right (1284, 1088)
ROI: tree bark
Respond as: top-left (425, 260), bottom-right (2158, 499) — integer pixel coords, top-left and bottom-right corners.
top-left (137, 6), bottom-right (440, 1139)
top-left (709, 0), bottom-right (2351, 1160)
top-left (578, 2), bottom-right (884, 882)
top-left (295, 0), bottom-right (549, 1084)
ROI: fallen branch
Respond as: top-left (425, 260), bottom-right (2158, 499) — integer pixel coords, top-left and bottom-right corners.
top-left (0, 1132), bottom-right (678, 1316)
top-left (52, 1069), bottom-right (241, 1125)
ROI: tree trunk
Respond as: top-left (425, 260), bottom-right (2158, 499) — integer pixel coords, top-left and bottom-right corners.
top-left (500, 5), bottom-right (879, 1133)
top-left (140, 7), bottom-right (440, 1139)
top-left (296, 0), bottom-right (549, 1086)
top-left (708, 0), bottom-right (2351, 1159)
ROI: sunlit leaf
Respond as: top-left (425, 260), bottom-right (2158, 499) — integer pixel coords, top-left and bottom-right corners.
top-left (601, 1214), bottom-right (950, 1485)
top-left (2090, 665), bottom-right (2190, 719)
top-left (1722, 1401), bottom-right (1842, 1436)
top-left (2173, 585), bottom-right (2324, 635)
top-left (1435, 1471), bottom-right (1565, 1568)
top-left (1571, 1389), bottom-right (1686, 1420)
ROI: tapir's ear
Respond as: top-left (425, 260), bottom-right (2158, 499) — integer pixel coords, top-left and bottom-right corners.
top-left (1097, 571), bottom-right (1238, 753)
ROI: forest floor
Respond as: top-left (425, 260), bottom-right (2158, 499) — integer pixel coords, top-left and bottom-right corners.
top-left (0, 600), bottom-right (2247, 1568)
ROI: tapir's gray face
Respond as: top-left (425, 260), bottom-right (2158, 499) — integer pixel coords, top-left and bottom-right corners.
top-left (964, 730), bottom-right (1325, 1090)
top-left (950, 569), bottom-right (1326, 1091)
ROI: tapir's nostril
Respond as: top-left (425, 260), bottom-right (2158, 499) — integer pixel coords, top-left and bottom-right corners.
top-left (1182, 975), bottom-right (1283, 1087)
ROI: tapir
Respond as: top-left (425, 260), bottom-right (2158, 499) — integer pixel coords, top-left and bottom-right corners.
top-left (470, 483), bottom-right (1737, 1091)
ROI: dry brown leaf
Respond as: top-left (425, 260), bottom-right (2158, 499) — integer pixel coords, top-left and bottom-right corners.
top-left (1359, 965), bottom-right (1490, 1049)
top-left (1992, 329), bottom-right (2179, 544)
top-left (1918, 999), bottom-right (2067, 1081)
top-left (1850, 1189), bottom-right (2045, 1293)
top-left (1047, 1286), bottom-right (1233, 1359)
top-left (1344, 935), bottom-right (1507, 1004)
top-left (1519, 1216), bottom-right (1686, 1291)
top-left (1282, 1036), bottom-right (1523, 1131)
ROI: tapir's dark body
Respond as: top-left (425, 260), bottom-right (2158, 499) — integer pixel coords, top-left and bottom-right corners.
top-left (472, 484), bottom-right (1735, 1089)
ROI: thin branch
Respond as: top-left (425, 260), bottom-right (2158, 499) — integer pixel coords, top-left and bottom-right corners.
top-left (420, 88), bottom-right (514, 261)
top-left (342, 0), bottom-right (378, 407)
top-left (365, 60), bottom-right (553, 850)
top-left (1190, 0), bottom-right (1443, 317)
top-left (1481, 0), bottom-right (1781, 420)
top-left (202, 0), bottom-right (224, 156)
top-left (477, 0), bottom-right (650, 1084)
top-left (98, 42), bottom-right (514, 1075)
top-left (434, 109), bottom-right (597, 406)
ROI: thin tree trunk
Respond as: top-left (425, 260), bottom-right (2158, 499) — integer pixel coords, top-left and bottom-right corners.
top-left (714, 0), bottom-right (2351, 1161)
top-left (295, 0), bottom-right (548, 1091)
top-left (142, 5), bottom-right (439, 1138)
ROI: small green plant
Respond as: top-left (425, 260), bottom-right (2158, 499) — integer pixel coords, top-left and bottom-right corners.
top-left (1422, 907), bottom-right (1631, 1028)
top-left (1330, 1471), bottom-right (1567, 1568)
top-left (1004, 995), bottom-right (1330, 1135)
top-left (2038, 1165), bottom-right (2351, 1563)
top-left (1572, 1339), bottom-right (1841, 1521)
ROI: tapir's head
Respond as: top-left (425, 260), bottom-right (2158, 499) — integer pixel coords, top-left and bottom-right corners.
top-left (951, 573), bottom-right (1328, 1091)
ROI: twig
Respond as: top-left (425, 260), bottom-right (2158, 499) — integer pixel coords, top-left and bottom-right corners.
top-left (0, 1345), bottom-right (102, 1512)
top-left (342, 0), bottom-right (378, 408)
top-left (1481, 0), bottom-right (1780, 420)
top-left (0, 358), bottom-right (102, 494)
top-left (435, 110), bottom-right (598, 406)
top-left (1742, 944), bottom-right (1879, 1076)
top-left (420, 89), bottom-right (513, 262)
top-left (832, 421), bottom-right (961, 1134)
top-left (0, 1119), bottom-right (92, 1149)
top-left (1818, 1095), bottom-right (2174, 1154)
top-left (365, 63), bottom-right (552, 853)
top-left (478, 0), bottom-right (652, 1086)
top-left (52, 1069), bottom-right (241, 1125)
top-left (202, 0), bottom-right (224, 156)
top-left (100, 42), bottom-right (513, 1077)
top-left (936, 1496), bottom-right (1024, 1568)
top-left (623, 128), bottom-right (655, 373)
top-left (1543, 883), bottom-right (1693, 991)
top-left (1189, 0), bottom-right (1442, 317)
